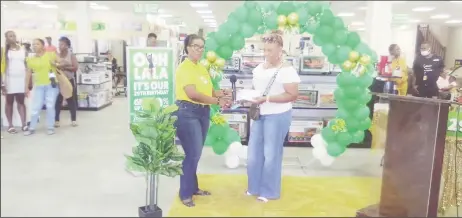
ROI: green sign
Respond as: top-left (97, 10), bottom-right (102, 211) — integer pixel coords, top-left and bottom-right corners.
top-left (126, 47), bottom-right (175, 122)
top-left (447, 107), bottom-right (462, 137)
top-left (133, 3), bottom-right (159, 14)
top-left (92, 22), bottom-right (106, 31)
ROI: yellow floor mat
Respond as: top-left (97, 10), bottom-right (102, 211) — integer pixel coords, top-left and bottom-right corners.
top-left (168, 174), bottom-right (381, 217)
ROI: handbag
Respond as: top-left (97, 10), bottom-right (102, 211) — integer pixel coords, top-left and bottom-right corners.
top-left (249, 65), bottom-right (282, 120)
top-left (55, 69), bottom-right (73, 99)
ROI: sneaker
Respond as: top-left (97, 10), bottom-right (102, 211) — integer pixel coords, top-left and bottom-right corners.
top-left (24, 130), bottom-right (35, 136)
top-left (47, 129), bottom-right (55, 135)
top-left (71, 121), bottom-right (78, 127)
top-left (54, 121), bottom-right (60, 128)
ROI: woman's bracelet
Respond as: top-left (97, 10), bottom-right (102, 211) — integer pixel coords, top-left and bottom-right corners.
top-left (216, 97), bottom-right (221, 105)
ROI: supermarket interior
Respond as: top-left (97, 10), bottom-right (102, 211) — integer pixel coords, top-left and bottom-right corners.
top-left (0, 1), bottom-right (461, 217)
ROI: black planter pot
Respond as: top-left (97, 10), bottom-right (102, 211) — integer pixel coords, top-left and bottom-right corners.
top-left (138, 205), bottom-right (162, 217)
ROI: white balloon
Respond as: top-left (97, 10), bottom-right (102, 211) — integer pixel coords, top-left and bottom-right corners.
top-left (225, 155), bottom-right (240, 169)
top-left (225, 142), bottom-right (243, 158)
top-left (312, 146), bottom-right (328, 160)
top-left (311, 134), bottom-right (326, 148)
top-left (238, 146), bottom-right (248, 159)
top-left (319, 155), bottom-right (335, 166)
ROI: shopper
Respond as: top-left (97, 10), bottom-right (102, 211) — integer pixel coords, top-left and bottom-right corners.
top-left (388, 44), bottom-right (408, 96)
top-left (147, 33), bottom-right (157, 47)
top-left (45, 36), bottom-right (57, 53)
top-left (413, 41), bottom-right (445, 98)
top-left (246, 30), bottom-right (300, 203)
top-left (24, 38), bottom-right (60, 136)
top-left (437, 67), bottom-right (457, 100)
top-left (54, 36), bottom-right (78, 127)
top-left (174, 34), bottom-right (231, 207)
top-left (1, 30), bottom-right (28, 133)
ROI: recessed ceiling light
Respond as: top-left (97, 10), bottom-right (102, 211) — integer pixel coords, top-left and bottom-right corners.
top-left (196, 10), bottom-right (212, 14)
top-left (412, 7), bottom-right (435, 12)
top-left (201, 15), bottom-right (214, 18)
top-left (190, 2), bottom-right (208, 8)
top-left (337, 12), bottom-right (355, 17)
top-left (350, 21), bottom-right (364, 26)
top-left (38, 4), bottom-right (58, 8)
top-left (358, 6), bottom-right (367, 10)
top-left (204, 19), bottom-right (216, 23)
top-left (430, 14), bottom-right (450, 19)
top-left (445, 20), bottom-right (462, 24)
top-left (19, 1), bottom-right (42, 5)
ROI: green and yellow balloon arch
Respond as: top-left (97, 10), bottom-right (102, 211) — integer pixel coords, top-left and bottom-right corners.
top-left (201, 1), bottom-right (378, 160)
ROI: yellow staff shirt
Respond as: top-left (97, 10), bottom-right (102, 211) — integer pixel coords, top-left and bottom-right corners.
top-left (390, 57), bottom-right (408, 96)
top-left (175, 58), bottom-right (212, 104)
top-left (26, 52), bottom-right (58, 86)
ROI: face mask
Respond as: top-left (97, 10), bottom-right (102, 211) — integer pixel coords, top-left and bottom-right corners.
top-left (421, 50), bottom-right (430, 56)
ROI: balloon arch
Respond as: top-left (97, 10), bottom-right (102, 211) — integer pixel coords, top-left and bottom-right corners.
top-left (201, 1), bottom-right (377, 165)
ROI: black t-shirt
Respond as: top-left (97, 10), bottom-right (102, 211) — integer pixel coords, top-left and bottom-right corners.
top-left (413, 54), bottom-right (445, 89)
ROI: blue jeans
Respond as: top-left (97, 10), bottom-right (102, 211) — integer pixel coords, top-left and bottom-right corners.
top-left (247, 110), bottom-right (292, 199)
top-left (29, 84), bottom-right (59, 130)
top-left (175, 101), bottom-right (210, 200)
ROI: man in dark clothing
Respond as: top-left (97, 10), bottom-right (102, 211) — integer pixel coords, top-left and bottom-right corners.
top-left (413, 42), bottom-right (445, 98)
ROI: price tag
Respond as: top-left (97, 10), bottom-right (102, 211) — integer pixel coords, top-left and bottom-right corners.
top-left (447, 108), bottom-right (462, 137)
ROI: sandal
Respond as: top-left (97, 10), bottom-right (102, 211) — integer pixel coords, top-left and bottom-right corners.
top-left (181, 198), bottom-right (195, 207)
top-left (194, 189), bottom-right (211, 196)
top-left (7, 127), bottom-right (17, 134)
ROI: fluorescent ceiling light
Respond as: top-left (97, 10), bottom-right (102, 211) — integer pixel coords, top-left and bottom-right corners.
top-left (412, 7), bottom-right (435, 12)
top-left (19, 1), bottom-right (42, 5)
top-left (89, 2), bottom-right (98, 6)
top-left (196, 10), bottom-right (212, 14)
top-left (430, 14), bottom-right (450, 19)
top-left (337, 12), bottom-right (355, 17)
top-left (204, 19), bottom-right (216, 23)
top-left (392, 1), bottom-right (406, 3)
top-left (399, 25), bottom-right (408, 29)
top-left (190, 2), bottom-right (208, 7)
top-left (409, 19), bottom-right (421, 23)
top-left (350, 21), bottom-right (364, 26)
top-left (91, 5), bottom-right (109, 10)
top-left (201, 15), bottom-right (214, 18)
top-left (38, 4), bottom-right (58, 8)
top-left (450, 1), bottom-right (462, 3)
top-left (445, 20), bottom-right (462, 24)
top-left (158, 14), bottom-right (173, 18)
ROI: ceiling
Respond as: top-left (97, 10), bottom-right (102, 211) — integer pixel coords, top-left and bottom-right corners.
top-left (1, 1), bottom-right (462, 32)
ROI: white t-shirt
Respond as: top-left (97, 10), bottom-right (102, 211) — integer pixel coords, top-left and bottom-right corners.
top-left (437, 76), bottom-right (456, 89)
top-left (252, 63), bottom-right (301, 115)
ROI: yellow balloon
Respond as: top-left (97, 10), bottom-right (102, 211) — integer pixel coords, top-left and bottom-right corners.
top-left (206, 51), bottom-right (217, 63)
top-left (348, 51), bottom-right (360, 62)
top-left (342, 60), bottom-right (355, 71)
top-left (277, 15), bottom-right (288, 26)
top-left (287, 13), bottom-right (299, 25)
top-left (200, 59), bottom-right (210, 69)
top-left (215, 58), bottom-right (225, 68)
top-left (278, 25), bottom-right (286, 32)
top-left (359, 55), bottom-right (371, 66)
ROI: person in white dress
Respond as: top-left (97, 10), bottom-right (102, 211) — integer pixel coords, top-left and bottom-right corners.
top-left (1, 30), bottom-right (28, 133)
top-left (246, 30), bottom-right (301, 203)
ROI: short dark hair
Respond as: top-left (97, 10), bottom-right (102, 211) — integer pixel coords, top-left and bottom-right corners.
top-left (34, 38), bottom-right (45, 46)
top-left (184, 34), bottom-right (204, 54)
top-left (45, 36), bottom-right (52, 40)
top-left (147, 33), bottom-right (157, 39)
top-left (59, 36), bottom-right (71, 48)
top-left (388, 44), bottom-right (398, 52)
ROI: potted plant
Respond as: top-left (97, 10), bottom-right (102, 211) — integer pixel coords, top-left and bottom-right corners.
top-left (125, 99), bottom-right (185, 217)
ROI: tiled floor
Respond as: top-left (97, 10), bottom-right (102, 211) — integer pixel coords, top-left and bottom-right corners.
top-left (0, 98), bottom-right (383, 217)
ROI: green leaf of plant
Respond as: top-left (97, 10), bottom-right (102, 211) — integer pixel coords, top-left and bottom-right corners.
top-left (141, 98), bottom-right (160, 112)
top-left (163, 104), bottom-right (179, 114)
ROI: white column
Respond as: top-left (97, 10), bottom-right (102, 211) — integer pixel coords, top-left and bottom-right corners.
top-left (75, 1), bottom-right (93, 54)
top-left (365, 1), bottom-right (393, 56)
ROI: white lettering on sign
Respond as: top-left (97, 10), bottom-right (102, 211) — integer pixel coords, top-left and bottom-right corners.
top-left (448, 118), bottom-right (462, 132)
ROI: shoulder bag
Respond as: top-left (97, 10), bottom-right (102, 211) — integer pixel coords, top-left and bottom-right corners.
top-left (248, 65), bottom-right (282, 120)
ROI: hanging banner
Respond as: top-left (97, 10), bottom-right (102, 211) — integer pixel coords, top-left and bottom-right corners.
top-left (126, 47), bottom-right (175, 122)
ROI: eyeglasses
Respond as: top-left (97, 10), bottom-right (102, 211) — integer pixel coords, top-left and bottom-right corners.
top-left (190, 44), bottom-right (204, 51)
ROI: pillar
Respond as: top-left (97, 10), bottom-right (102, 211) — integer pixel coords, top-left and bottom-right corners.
top-left (365, 1), bottom-right (393, 56)
top-left (75, 1), bottom-right (93, 53)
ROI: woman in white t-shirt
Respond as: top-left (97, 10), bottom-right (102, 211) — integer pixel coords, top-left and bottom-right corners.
top-left (246, 30), bottom-right (301, 203)
top-left (437, 68), bottom-right (457, 99)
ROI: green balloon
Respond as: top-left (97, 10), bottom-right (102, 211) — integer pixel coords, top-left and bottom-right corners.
top-left (234, 6), bottom-right (249, 22)
top-left (306, 1), bottom-right (323, 16)
top-left (353, 106), bottom-right (370, 120)
top-left (210, 105), bottom-right (220, 116)
top-left (335, 46), bottom-right (352, 62)
top-left (247, 9), bottom-right (263, 28)
top-left (217, 46), bottom-right (233, 60)
top-left (351, 131), bottom-right (365, 143)
top-left (344, 116), bottom-right (360, 132)
top-left (212, 140), bottom-right (229, 155)
top-left (355, 42), bottom-right (371, 56)
top-left (256, 26), bottom-right (267, 34)
top-left (209, 124), bottom-right (228, 138)
top-left (276, 1), bottom-right (295, 16)
top-left (297, 8), bottom-right (310, 24)
top-left (258, 1), bottom-right (276, 13)
top-left (315, 25), bottom-right (334, 40)
top-left (214, 29), bottom-right (231, 45)
top-left (313, 35), bottom-right (325, 46)
top-left (370, 51), bottom-right (378, 62)
top-left (346, 32), bottom-right (361, 49)
top-left (326, 141), bottom-right (346, 157)
top-left (205, 38), bottom-right (219, 51)
top-left (358, 117), bottom-right (372, 131)
top-left (328, 53), bottom-right (340, 65)
top-left (224, 18), bottom-right (240, 34)
top-left (334, 88), bottom-right (346, 102)
top-left (336, 132), bottom-right (353, 146)
top-left (230, 34), bottom-right (245, 50)
top-left (241, 23), bottom-right (256, 38)
top-left (319, 9), bottom-right (335, 26)
top-left (302, 22), bottom-right (319, 34)
top-left (341, 98), bottom-right (360, 110)
top-left (336, 73), bottom-right (356, 88)
top-left (321, 127), bottom-right (336, 142)
top-left (333, 30), bottom-right (348, 46)
top-left (204, 134), bottom-right (216, 147)
top-left (322, 43), bottom-right (336, 56)
top-left (358, 92), bottom-right (372, 104)
top-left (336, 107), bottom-right (351, 119)
top-left (244, 1), bottom-right (258, 9)
top-left (358, 74), bottom-right (374, 88)
top-left (332, 17), bottom-right (345, 30)
top-left (225, 128), bottom-right (241, 144)
top-left (264, 12), bottom-right (278, 29)
top-left (344, 86), bottom-right (362, 98)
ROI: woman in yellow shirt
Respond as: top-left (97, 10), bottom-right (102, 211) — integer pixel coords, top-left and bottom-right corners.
top-left (23, 38), bottom-right (60, 136)
top-left (389, 44), bottom-right (408, 96)
top-left (175, 34), bottom-right (231, 207)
